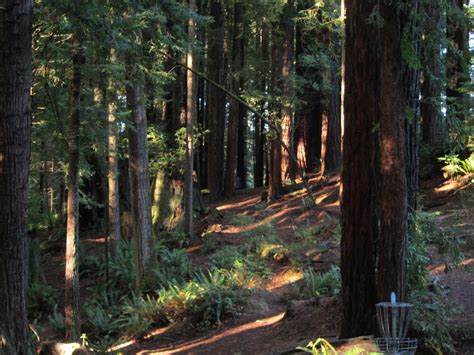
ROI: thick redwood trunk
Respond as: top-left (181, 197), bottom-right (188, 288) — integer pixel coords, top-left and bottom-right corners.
top-left (207, 0), bottom-right (226, 198)
top-left (376, 3), bottom-right (408, 303)
top-left (0, 1), bottom-right (34, 352)
top-left (65, 47), bottom-right (84, 341)
top-left (342, 0), bottom-right (410, 337)
top-left (341, 0), bottom-right (379, 338)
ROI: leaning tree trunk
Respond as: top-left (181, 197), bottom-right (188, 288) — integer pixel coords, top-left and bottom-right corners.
top-left (207, 0), bottom-right (226, 198)
top-left (126, 71), bottom-right (155, 285)
top-left (0, 0), bottom-right (34, 352)
top-left (107, 48), bottom-right (121, 256)
top-left (65, 46), bottom-right (84, 342)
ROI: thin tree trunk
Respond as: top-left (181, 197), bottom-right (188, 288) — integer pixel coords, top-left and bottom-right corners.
top-left (254, 24), bottom-right (269, 188)
top-left (0, 0), bottom-right (34, 352)
top-left (224, 1), bottom-right (244, 196)
top-left (107, 48), bottom-right (121, 256)
top-left (126, 71), bottom-right (155, 285)
top-left (185, 0), bottom-right (196, 237)
top-left (279, 3), bottom-right (295, 183)
top-left (65, 46), bottom-right (84, 341)
top-left (207, 0), bottom-right (226, 198)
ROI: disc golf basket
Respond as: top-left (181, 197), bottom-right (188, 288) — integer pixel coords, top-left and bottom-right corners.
top-left (375, 292), bottom-right (418, 355)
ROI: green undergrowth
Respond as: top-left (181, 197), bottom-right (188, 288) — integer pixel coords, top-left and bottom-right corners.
top-left (407, 210), bottom-right (465, 353)
top-left (287, 265), bottom-right (341, 300)
top-left (28, 211), bottom-right (294, 350)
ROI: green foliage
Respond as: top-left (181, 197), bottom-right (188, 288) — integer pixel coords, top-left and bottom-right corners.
top-left (302, 266), bottom-right (341, 298)
top-left (27, 282), bottom-right (58, 319)
top-left (296, 337), bottom-right (337, 354)
top-left (48, 304), bottom-right (65, 335)
top-left (439, 153), bottom-right (474, 179)
top-left (408, 211), bottom-right (464, 353)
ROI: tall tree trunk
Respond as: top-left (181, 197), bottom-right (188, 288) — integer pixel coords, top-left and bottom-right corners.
top-left (207, 0), bottom-right (226, 198)
top-left (185, 0), bottom-right (196, 237)
top-left (235, 1), bottom-right (247, 189)
top-left (107, 49), bottom-right (121, 256)
top-left (446, 0), bottom-right (469, 124)
top-left (65, 46), bottom-right (84, 341)
top-left (376, 3), bottom-right (408, 303)
top-left (341, 0), bottom-right (379, 338)
top-left (0, 0), bottom-right (34, 352)
top-left (126, 70), bottom-right (155, 285)
top-left (421, 0), bottom-right (445, 152)
top-left (267, 20), bottom-right (284, 199)
top-left (279, 3), bottom-right (295, 183)
top-left (224, 1), bottom-right (244, 196)
top-left (254, 25), bottom-right (268, 188)
top-left (323, 72), bottom-right (341, 174)
top-left (341, 0), bottom-right (411, 337)
top-left (403, 0), bottom-right (421, 213)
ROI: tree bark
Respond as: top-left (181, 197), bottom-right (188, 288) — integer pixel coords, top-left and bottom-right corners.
top-left (446, 0), bottom-right (469, 124)
top-left (65, 46), bottom-right (84, 341)
top-left (126, 71), bottom-right (155, 285)
top-left (254, 25), bottom-right (269, 188)
top-left (107, 48), bottom-right (121, 256)
top-left (278, 3), bottom-right (295, 183)
top-left (421, 0), bottom-right (445, 151)
top-left (341, 0), bottom-right (379, 338)
top-left (207, 0), bottom-right (226, 198)
top-left (376, 3), bottom-right (408, 304)
top-left (185, 0), bottom-right (196, 238)
top-left (0, 0), bottom-right (34, 352)
top-left (224, 1), bottom-right (244, 196)
top-left (341, 0), bottom-right (410, 337)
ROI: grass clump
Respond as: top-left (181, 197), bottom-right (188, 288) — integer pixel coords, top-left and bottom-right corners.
top-left (289, 266), bottom-right (341, 300)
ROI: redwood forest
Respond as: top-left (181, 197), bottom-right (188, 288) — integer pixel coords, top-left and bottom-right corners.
top-left (0, 0), bottom-right (473, 354)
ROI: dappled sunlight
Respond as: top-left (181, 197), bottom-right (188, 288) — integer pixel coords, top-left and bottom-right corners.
top-left (82, 236), bottom-right (108, 244)
top-left (217, 195), bottom-right (262, 212)
top-left (137, 312), bottom-right (286, 354)
top-left (109, 327), bottom-right (170, 351)
top-left (265, 267), bottom-right (303, 291)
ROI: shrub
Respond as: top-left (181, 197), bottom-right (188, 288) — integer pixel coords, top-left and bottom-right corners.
top-left (27, 282), bottom-right (57, 319)
top-left (407, 211), bottom-right (463, 353)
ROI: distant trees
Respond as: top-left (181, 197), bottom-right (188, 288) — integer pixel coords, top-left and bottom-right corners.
top-left (0, 0), bottom-right (34, 353)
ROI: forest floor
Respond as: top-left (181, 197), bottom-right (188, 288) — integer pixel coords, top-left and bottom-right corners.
top-left (112, 174), bottom-right (474, 354)
top-left (38, 174), bottom-right (473, 354)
